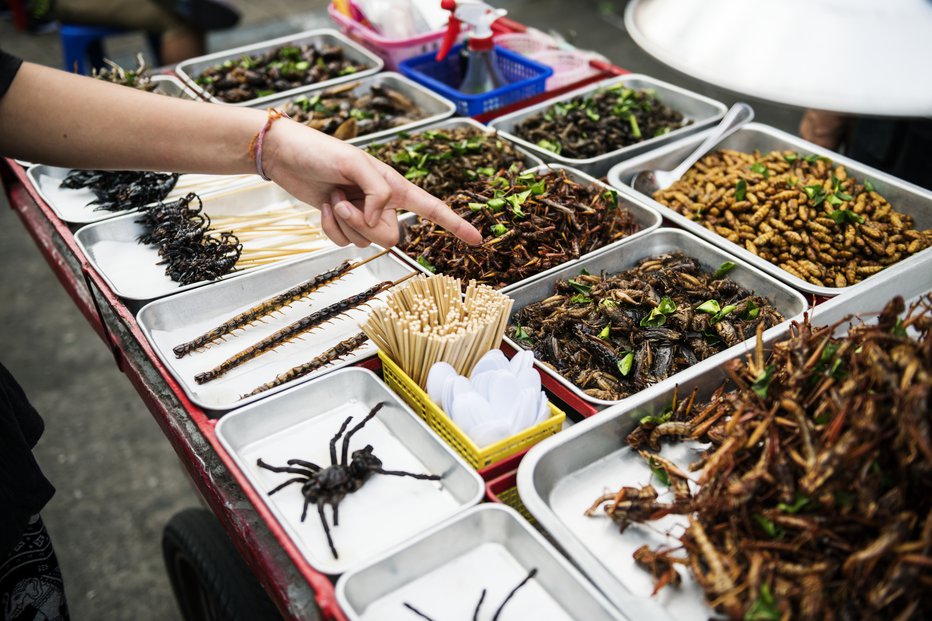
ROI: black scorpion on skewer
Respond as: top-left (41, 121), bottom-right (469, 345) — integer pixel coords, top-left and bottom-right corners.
top-left (257, 402), bottom-right (441, 559)
top-left (172, 249), bottom-right (390, 358)
top-left (240, 332), bottom-right (370, 399)
top-left (402, 568), bottom-right (539, 621)
top-left (60, 169), bottom-right (179, 212)
top-left (195, 277), bottom-right (408, 384)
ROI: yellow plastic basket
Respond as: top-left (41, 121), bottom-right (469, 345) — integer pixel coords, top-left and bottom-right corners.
top-left (379, 351), bottom-right (566, 469)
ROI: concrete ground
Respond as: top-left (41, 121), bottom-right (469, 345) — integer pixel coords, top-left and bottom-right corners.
top-left (0, 1), bottom-right (802, 620)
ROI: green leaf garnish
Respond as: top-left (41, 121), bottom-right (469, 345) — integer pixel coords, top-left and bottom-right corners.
top-left (405, 168), bottom-right (428, 180)
top-left (417, 256), bottom-right (436, 273)
top-left (639, 406), bottom-right (672, 426)
top-left (570, 294), bottom-right (592, 305)
top-left (713, 261), bottom-right (736, 279)
top-left (529, 180), bottom-right (547, 195)
top-left (753, 514), bottom-right (783, 539)
top-left (486, 197), bottom-right (506, 212)
top-left (476, 166), bottom-right (496, 177)
top-left (827, 209), bottom-right (865, 225)
top-left (892, 318), bottom-right (907, 337)
top-left (864, 178), bottom-right (876, 192)
top-left (777, 493), bottom-right (810, 514)
top-left (599, 324), bottom-right (611, 340)
top-left (803, 184), bottom-right (827, 206)
top-left (490, 223), bottom-right (508, 237)
top-left (751, 365), bottom-right (775, 398)
top-left (711, 304), bottom-right (737, 324)
top-left (602, 189), bottom-right (619, 208)
top-left (784, 152), bottom-right (798, 163)
top-left (468, 202), bottom-right (485, 212)
top-left (657, 296), bottom-right (677, 314)
top-left (640, 297), bottom-right (676, 327)
top-left (536, 139), bottom-right (562, 154)
top-left (696, 299), bottom-right (721, 314)
top-left (586, 108), bottom-right (600, 122)
top-left (750, 162), bottom-right (769, 177)
top-left (648, 457), bottom-right (670, 486)
top-left (745, 300), bottom-right (760, 320)
top-left (514, 323), bottom-right (533, 343)
top-left (746, 583), bottom-right (780, 621)
top-left (735, 179), bottom-right (747, 202)
top-left (568, 279), bottom-right (592, 295)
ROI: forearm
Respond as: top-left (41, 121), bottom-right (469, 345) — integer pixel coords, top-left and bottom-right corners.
top-left (0, 61), bottom-right (264, 174)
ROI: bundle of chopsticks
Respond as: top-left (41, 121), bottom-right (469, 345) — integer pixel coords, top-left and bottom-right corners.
top-left (361, 275), bottom-right (513, 387)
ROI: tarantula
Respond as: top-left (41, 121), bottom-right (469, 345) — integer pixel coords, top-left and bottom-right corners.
top-left (403, 568), bottom-right (538, 621)
top-left (257, 402), bottom-right (442, 558)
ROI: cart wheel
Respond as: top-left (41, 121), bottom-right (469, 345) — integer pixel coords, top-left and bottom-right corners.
top-left (162, 508), bottom-right (283, 621)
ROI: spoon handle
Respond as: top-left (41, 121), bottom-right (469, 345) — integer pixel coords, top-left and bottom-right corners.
top-left (669, 102), bottom-right (755, 179)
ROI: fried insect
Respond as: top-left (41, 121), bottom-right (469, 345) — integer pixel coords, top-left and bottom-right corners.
top-left (514, 84), bottom-right (688, 158)
top-left (282, 80), bottom-right (425, 141)
top-left (402, 568), bottom-right (538, 621)
top-left (590, 295), bottom-right (932, 620)
top-left (172, 249), bottom-right (390, 357)
top-left (60, 169), bottom-right (179, 213)
top-left (241, 332), bottom-right (370, 398)
top-left (510, 253), bottom-right (784, 400)
top-left (365, 126), bottom-right (530, 198)
top-left (399, 168), bottom-right (640, 288)
top-left (194, 43), bottom-right (361, 103)
top-left (90, 54), bottom-right (156, 91)
top-left (195, 275), bottom-right (412, 384)
top-left (257, 402), bottom-right (441, 558)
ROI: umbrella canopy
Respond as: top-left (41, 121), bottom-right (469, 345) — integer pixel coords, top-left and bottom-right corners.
top-left (625, 0), bottom-right (932, 117)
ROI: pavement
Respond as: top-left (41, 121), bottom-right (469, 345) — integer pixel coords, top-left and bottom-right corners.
top-left (0, 1), bottom-right (801, 620)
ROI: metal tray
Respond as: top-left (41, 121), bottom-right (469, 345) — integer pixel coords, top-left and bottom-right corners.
top-left (488, 74), bottom-right (727, 178)
top-left (75, 181), bottom-right (332, 303)
top-left (607, 122), bottom-right (932, 297)
top-left (502, 227), bottom-right (808, 410)
top-left (175, 29), bottom-right (383, 107)
top-left (353, 116), bottom-right (546, 171)
top-left (251, 73), bottom-right (456, 146)
top-left (517, 251), bottom-right (932, 621)
top-left (136, 245), bottom-right (414, 413)
top-left (336, 504), bottom-right (622, 621)
top-left (25, 165), bottom-right (257, 225)
top-left (150, 74), bottom-right (200, 100)
top-left (215, 367), bottom-right (484, 575)
top-left (392, 164), bottom-right (663, 293)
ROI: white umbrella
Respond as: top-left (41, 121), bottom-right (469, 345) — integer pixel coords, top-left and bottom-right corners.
top-left (625, 0), bottom-right (932, 117)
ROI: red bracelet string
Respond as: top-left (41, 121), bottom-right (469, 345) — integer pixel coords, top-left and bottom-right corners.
top-left (249, 108), bottom-right (289, 181)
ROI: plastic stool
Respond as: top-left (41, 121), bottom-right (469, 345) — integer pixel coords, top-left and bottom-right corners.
top-left (59, 24), bottom-right (162, 75)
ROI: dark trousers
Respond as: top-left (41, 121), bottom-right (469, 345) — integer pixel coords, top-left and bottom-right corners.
top-left (1, 516), bottom-right (69, 621)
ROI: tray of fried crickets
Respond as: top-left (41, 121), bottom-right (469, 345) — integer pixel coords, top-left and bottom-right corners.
top-left (136, 245), bottom-right (414, 413)
top-left (175, 28), bottom-right (383, 107)
top-left (607, 122), bottom-right (932, 297)
top-left (488, 74), bottom-right (727, 178)
top-left (214, 367), bottom-right (484, 575)
top-left (393, 164), bottom-right (662, 293)
top-left (500, 228), bottom-right (808, 412)
top-left (249, 72), bottom-right (456, 146)
top-left (516, 250), bottom-right (932, 621)
top-left (336, 504), bottom-right (623, 620)
top-left (25, 164), bottom-right (257, 225)
top-left (75, 181), bottom-right (334, 304)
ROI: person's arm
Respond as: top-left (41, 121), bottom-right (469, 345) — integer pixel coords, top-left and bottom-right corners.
top-left (0, 60), bottom-right (480, 247)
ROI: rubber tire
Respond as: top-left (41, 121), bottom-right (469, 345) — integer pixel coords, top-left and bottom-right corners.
top-left (162, 508), bottom-right (283, 621)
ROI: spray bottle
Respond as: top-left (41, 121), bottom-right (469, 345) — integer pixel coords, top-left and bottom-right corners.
top-left (436, 0), bottom-right (507, 94)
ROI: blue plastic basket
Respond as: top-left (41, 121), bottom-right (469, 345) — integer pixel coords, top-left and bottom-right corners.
top-left (399, 44), bottom-right (553, 117)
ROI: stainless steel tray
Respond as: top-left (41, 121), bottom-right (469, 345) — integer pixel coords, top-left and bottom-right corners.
top-left (175, 29), bottom-right (383, 107)
top-left (353, 116), bottom-right (545, 171)
top-left (502, 227), bottom-right (808, 409)
top-left (150, 74), bottom-right (199, 100)
top-left (136, 245), bottom-right (414, 413)
top-left (336, 504), bottom-right (623, 620)
top-left (488, 74), bottom-right (727, 178)
top-left (25, 165), bottom-right (257, 225)
top-left (215, 367), bottom-right (484, 575)
top-left (607, 122), bottom-right (932, 297)
top-left (392, 164), bottom-right (663, 293)
top-left (517, 251), bottom-right (932, 621)
top-left (251, 73), bottom-right (455, 146)
top-left (75, 181), bottom-right (332, 302)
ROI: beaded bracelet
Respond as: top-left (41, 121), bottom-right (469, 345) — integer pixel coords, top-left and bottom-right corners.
top-left (249, 108), bottom-right (290, 181)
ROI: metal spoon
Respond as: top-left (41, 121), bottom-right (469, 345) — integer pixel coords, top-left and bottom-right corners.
top-left (632, 102), bottom-right (755, 196)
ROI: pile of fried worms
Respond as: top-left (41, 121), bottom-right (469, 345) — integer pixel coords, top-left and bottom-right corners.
top-left (588, 295), bottom-right (932, 620)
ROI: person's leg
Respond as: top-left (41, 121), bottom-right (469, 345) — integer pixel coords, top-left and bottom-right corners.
top-left (0, 516), bottom-right (70, 621)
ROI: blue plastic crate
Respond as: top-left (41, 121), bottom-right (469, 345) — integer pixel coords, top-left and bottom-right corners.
top-left (399, 44), bottom-right (553, 117)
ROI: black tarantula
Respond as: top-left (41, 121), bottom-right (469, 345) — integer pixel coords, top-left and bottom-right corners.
top-left (257, 401), bottom-right (442, 558)
top-left (403, 568), bottom-right (539, 621)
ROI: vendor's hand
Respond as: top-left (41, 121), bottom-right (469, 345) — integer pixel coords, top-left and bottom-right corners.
top-left (263, 121), bottom-right (482, 248)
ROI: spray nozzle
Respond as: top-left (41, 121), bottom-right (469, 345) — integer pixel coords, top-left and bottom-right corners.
top-left (436, 0), bottom-right (507, 61)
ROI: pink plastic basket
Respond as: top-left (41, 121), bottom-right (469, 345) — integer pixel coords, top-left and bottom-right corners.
top-left (534, 49), bottom-right (601, 91)
top-left (328, 3), bottom-right (467, 70)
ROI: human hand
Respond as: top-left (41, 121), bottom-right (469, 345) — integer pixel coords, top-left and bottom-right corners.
top-left (263, 120), bottom-right (482, 248)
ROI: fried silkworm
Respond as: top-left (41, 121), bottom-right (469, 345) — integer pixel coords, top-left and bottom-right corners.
top-left (173, 249), bottom-right (391, 358)
top-left (240, 332), bottom-right (369, 398)
top-left (195, 276), bottom-right (411, 384)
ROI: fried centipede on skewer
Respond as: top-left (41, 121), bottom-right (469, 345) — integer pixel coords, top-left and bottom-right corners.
top-left (173, 249), bottom-right (390, 358)
top-left (195, 273), bottom-right (414, 384)
top-left (240, 332), bottom-right (370, 399)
